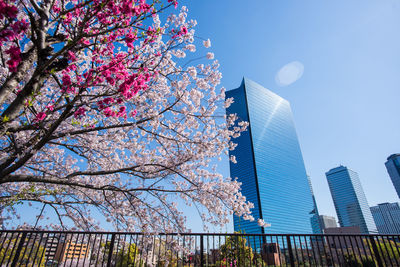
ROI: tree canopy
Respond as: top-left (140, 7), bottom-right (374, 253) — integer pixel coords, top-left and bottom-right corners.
top-left (0, 0), bottom-right (253, 232)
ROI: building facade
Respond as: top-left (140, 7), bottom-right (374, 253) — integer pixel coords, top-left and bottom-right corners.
top-left (308, 176), bottom-right (322, 234)
top-left (319, 215), bottom-right (337, 231)
top-left (226, 78), bottom-right (315, 234)
top-left (325, 166), bottom-right (377, 234)
top-left (54, 241), bottom-right (89, 262)
top-left (371, 202), bottom-right (400, 234)
top-left (385, 154), bottom-right (400, 198)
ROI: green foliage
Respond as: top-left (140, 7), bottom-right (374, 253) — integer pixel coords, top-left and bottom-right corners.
top-left (376, 239), bottom-right (400, 260)
top-left (115, 243), bottom-right (145, 266)
top-left (344, 254), bottom-right (376, 267)
top-left (366, 238), bottom-right (400, 263)
top-left (0, 238), bottom-right (45, 266)
top-left (219, 235), bottom-right (254, 267)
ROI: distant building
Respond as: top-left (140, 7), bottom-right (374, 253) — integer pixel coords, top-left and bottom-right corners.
top-left (385, 154), bottom-right (400, 198)
top-left (54, 241), bottom-right (89, 262)
top-left (226, 78), bottom-right (315, 234)
top-left (324, 227), bottom-right (363, 255)
top-left (44, 235), bottom-right (64, 261)
top-left (326, 166), bottom-right (377, 234)
top-left (324, 226), bottom-right (361, 234)
top-left (261, 243), bottom-right (281, 266)
top-left (371, 202), bottom-right (400, 234)
top-left (319, 215), bottom-right (337, 231)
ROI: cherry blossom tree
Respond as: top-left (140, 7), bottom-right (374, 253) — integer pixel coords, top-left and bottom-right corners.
top-left (0, 0), bottom-right (254, 231)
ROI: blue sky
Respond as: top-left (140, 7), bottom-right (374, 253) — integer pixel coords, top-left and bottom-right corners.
top-left (182, 0), bottom-right (400, 231)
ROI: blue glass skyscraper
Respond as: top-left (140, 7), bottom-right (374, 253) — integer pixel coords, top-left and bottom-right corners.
top-left (385, 154), bottom-right (400, 199)
top-left (226, 78), bottom-right (315, 234)
top-left (326, 166), bottom-right (377, 234)
top-left (371, 202), bottom-right (400, 234)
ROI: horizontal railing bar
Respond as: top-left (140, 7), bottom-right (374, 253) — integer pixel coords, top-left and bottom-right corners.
top-left (0, 230), bottom-right (396, 237)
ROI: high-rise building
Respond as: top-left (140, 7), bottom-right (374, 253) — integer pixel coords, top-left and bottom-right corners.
top-left (319, 215), bottom-right (338, 231)
top-left (325, 166), bottom-right (377, 234)
top-left (385, 154), bottom-right (400, 198)
top-left (371, 202), bottom-right (400, 234)
top-left (226, 78), bottom-right (315, 234)
top-left (308, 175), bottom-right (322, 234)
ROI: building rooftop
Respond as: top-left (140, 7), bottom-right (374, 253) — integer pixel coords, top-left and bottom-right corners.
top-left (387, 154), bottom-right (400, 161)
top-left (325, 165), bottom-right (348, 176)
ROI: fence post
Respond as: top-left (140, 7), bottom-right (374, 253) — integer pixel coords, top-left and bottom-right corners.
top-left (200, 234), bottom-right (204, 267)
top-left (286, 235), bottom-right (295, 267)
top-left (369, 236), bottom-right (384, 267)
top-left (11, 232), bottom-right (27, 266)
top-left (107, 233), bottom-right (116, 267)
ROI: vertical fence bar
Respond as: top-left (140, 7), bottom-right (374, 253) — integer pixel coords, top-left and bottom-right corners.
top-left (37, 233), bottom-right (47, 267)
top-left (292, 235), bottom-right (299, 264)
top-left (94, 234), bottom-right (103, 266)
top-left (82, 233), bottom-right (91, 267)
top-left (106, 233), bottom-right (116, 267)
top-left (23, 231), bottom-right (36, 264)
top-left (335, 234), bottom-right (346, 265)
top-left (360, 235), bottom-right (370, 264)
top-left (315, 234), bottom-right (324, 266)
top-left (320, 235), bottom-right (329, 266)
top-left (132, 234), bottom-right (138, 266)
top-left (114, 234), bottom-right (122, 266)
top-left (353, 235), bottom-right (363, 263)
top-left (286, 235), bottom-right (295, 267)
top-left (18, 231), bottom-right (33, 264)
top-left (303, 235), bottom-right (312, 266)
top-left (386, 235), bottom-right (399, 265)
top-left (392, 235), bottom-right (400, 264)
top-left (200, 234), bottom-right (204, 267)
top-left (379, 235), bottom-right (391, 266)
top-left (308, 235), bottom-right (317, 266)
top-left (206, 234), bottom-right (209, 266)
top-left (60, 233), bottom-right (69, 267)
top-left (10, 231), bottom-right (27, 266)
top-left (6, 232), bottom-right (20, 266)
top-left (0, 232), bottom-right (12, 266)
top-left (369, 236), bottom-right (384, 267)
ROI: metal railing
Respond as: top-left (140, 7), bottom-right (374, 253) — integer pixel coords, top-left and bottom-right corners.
top-left (0, 230), bottom-right (399, 266)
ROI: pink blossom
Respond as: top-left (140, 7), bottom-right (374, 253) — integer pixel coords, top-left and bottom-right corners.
top-left (67, 51), bottom-right (77, 61)
top-left (0, 1), bottom-right (18, 19)
top-left (130, 110), bottom-right (137, 117)
top-left (180, 26), bottom-right (188, 35)
top-left (11, 20), bottom-right (29, 35)
top-left (117, 106), bottom-right (127, 117)
top-left (103, 97), bottom-right (115, 105)
top-left (5, 46), bottom-right (21, 72)
top-left (103, 107), bottom-right (116, 117)
top-left (64, 12), bottom-right (73, 23)
top-left (52, 5), bottom-right (61, 13)
top-left (74, 107), bottom-right (86, 118)
top-left (62, 74), bottom-right (72, 86)
top-left (168, 0), bottom-right (178, 8)
top-left (35, 112), bottom-right (46, 121)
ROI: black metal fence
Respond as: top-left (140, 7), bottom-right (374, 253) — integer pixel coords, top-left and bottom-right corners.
top-left (0, 230), bottom-right (399, 266)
